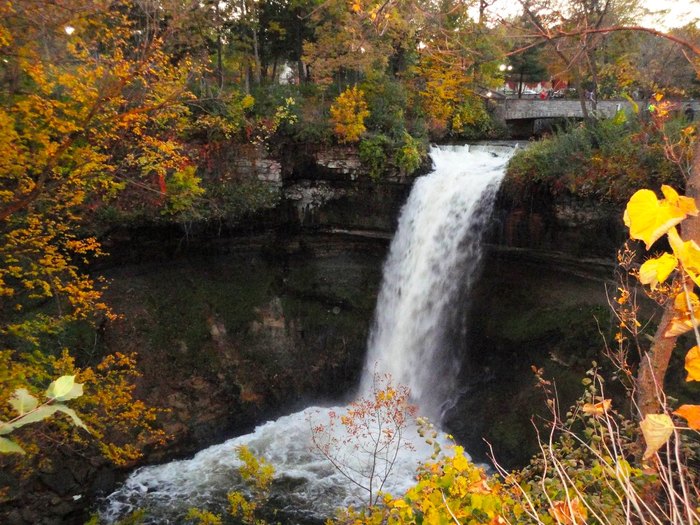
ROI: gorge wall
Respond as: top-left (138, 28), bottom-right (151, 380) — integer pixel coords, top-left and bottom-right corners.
top-left (100, 141), bottom-right (623, 470)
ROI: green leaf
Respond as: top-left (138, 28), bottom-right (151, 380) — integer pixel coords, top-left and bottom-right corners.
top-left (54, 405), bottom-right (88, 431)
top-left (46, 375), bottom-right (81, 400)
top-left (55, 382), bottom-right (83, 402)
top-left (10, 405), bottom-right (59, 430)
top-left (0, 437), bottom-right (25, 454)
top-left (0, 421), bottom-right (15, 435)
top-left (9, 388), bottom-right (38, 415)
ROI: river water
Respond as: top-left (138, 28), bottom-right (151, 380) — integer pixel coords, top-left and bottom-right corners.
top-left (101, 143), bottom-right (514, 523)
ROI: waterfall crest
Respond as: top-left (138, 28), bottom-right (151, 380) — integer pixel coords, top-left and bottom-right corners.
top-left (101, 144), bottom-right (514, 524)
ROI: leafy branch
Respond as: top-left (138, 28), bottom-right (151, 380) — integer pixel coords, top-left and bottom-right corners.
top-left (0, 375), bottom-right (88, 454)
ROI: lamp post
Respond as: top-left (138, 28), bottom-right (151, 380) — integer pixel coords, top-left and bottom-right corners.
top-left (499, 64), bottom-right (512, 96)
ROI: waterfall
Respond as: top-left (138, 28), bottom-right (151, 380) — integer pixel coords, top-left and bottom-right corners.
top-left (101, 144), bottom-right (513, 524)
top-left (360, 144), bottom-right (513, 421)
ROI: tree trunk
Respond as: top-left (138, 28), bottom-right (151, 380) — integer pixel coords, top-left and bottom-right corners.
top-left (252, 17), bottom-right (262, 85)
top-left (574, 72), bottom-right (590, 121)
top-left (217, 32), bottom-right (224, 90)
top-left (518, 70), bottom-right (523, 99)
top-left (298, 60), bottom-right (305, 83)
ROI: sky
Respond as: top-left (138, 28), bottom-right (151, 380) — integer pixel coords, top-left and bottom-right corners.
top-left (482, 0), bottom-right (700, 31)
top-left (643, 0), bottom-right (700, 30)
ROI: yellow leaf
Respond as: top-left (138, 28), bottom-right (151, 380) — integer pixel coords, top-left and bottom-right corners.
top-left (673, 404), bottom-right (700, 429)
top-left (661, 185), bottom-right (698, 216)
top-left (582, 399), bottom-right (612, 416)
top-left (452, 446), bottom-right (470, 472)
top-left (549, 497), bottom-right (588, 524)
top-left (673, 290), bottom-right (699, 313)
top-left (666, 289), bottom-right (700, 337)
top-left (623, 189), bottom-right (694, 249)
top-left (638, 253), bottom-right (677, 288)
top-left (667, 227), bottom-right (700, 287)
top-left (45, 375), bottom-right (75, 400)
top-left (685, 346), bottom-right (700, 381)
top-left (640, 413), bottom-right (674, 460)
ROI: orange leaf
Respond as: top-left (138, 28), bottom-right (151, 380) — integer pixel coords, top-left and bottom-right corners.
top-left (665, 292), bottom-right (700, 337)
top-left (673, 405), bottom-right (700, 429)
top-left (665, 316), bottom-right (699, 337)
top-left (685, 346), bottom-right (700, 382)
top-left (673, 291), bottom-right (699, 313)
top-left (549, 497), bottom-right (588, 524)
top-left (582, 399), bottom-right (612, 416)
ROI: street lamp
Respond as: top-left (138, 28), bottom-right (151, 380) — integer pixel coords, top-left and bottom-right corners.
top-left (499, 64), bottom-right (513, 95)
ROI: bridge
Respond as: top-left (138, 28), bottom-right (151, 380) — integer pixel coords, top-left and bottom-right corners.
top-left (491, 98), bottom-right (700, 136)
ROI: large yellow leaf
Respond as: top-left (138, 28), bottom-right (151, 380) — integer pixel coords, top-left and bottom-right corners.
top-left (640, 413), bottom-right (674, 460)
top-left (673, 405), bottom-right (700, 429)
top-left (685, 346), bottom-right (700, 382)
top-left (624, 187), bottom-right (697, 249)
top-left (638, 253), bottom-right (677, 288)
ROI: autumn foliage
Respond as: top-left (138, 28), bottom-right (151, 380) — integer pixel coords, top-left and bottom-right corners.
top-left (311, 373), bottom-right (417, 506)
top-left (0, 0), bottom-right (199, 342)
top-left (330, 86), bottom-right (371, 143)
top-left (621, 185), bottom-right (700, 443)
top-left (0, 0), bottom-right (198, 500)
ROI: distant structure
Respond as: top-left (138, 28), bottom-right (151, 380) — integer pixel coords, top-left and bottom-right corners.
top-left (491, 99), bottom-right (700, 137)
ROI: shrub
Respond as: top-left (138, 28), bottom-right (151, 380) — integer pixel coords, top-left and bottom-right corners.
top-left (361, 73), bottom-right (410, 139)
top-left (330, 86), bottom-right (371, 143)
top-left (359, 134), bottom-right (391, 179)
top-left (394, 132), bottom-right (424, 176)
top-left (504, 115), bottom-right (685, 204)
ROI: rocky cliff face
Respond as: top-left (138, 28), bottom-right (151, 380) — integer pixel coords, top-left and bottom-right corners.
top-left (492, 183), bottom-right (626, 258)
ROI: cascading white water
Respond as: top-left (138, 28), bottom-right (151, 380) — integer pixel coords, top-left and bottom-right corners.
top-left (101, 144), bottom-right (513, 524)
top-left (360, 144), bottom-right (513, 421)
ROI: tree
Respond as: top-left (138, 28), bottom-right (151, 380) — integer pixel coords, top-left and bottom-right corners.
top-left (310, 374), bottom-right (417, 506)
top-left (0, 0), bottom-right (202, 343)
top-left (506, 42), bottom-right (548, 98)
top-left (515, 0), bottom-right (647, 116)
top-left (0, 0), bottom-right (200, 491)
top-left (330, 85), bottom-right (371, 142)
